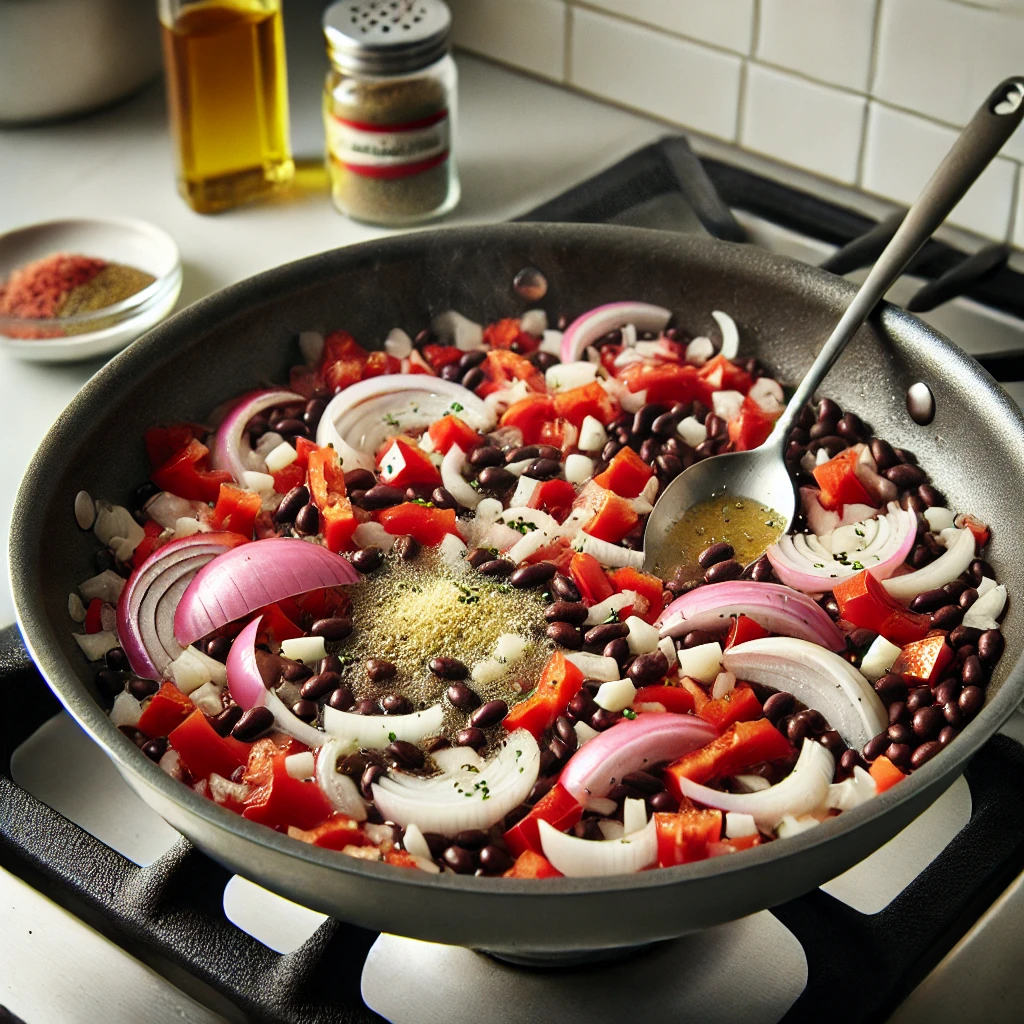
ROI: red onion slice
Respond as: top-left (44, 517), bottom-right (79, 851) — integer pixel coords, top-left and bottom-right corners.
top-left (560, 302), bottom-right (672, 364)
top-left (212, 389), bottom-right (305, 482)
top-left (558, 714), bottom-right (716, 803)
top-left (174, 537), bottom-right (360, 647)
top-left (116, 532), bottom-right (249, 679)
top-left (657, 582), bottom-right (846, 652)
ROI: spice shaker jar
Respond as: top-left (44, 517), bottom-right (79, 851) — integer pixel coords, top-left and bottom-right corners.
top-left (322, 0), bottom-right (460, 225)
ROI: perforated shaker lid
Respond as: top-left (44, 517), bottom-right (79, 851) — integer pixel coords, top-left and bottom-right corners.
top-left (323, 0), bottom-right (452, 75)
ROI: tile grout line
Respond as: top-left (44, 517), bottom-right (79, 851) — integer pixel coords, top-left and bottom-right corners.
top-left (736, 0), bottom-right (762, 146)
top-left (563, 1), bottom-right (573, 85)
top-left (856, 0), bottom-right (885, 189)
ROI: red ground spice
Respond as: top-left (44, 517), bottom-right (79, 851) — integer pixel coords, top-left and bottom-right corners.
top-left (0, 252), bottom-right (108, 318)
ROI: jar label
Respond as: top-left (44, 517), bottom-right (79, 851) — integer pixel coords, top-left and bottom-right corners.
top-left (327, 110), bottom-right (449, 179)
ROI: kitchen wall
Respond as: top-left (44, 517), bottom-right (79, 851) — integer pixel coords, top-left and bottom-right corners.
top-left (447, 0), bottom-right (1024, 248)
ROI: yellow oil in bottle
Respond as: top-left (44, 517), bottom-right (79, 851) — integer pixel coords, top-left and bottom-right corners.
top-left (160, 0), bottom-right (294, 213)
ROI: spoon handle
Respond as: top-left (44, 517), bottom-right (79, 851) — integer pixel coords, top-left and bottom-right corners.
top-left (769, 75), bottom-right (1024, 443)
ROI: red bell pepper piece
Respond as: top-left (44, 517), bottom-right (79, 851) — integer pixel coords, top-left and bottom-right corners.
top-left (593, 446), bottom-right (653, 499)
top-left (610, 566), bottom-right (665, 623)
top-left (168, 710), bottom-right (251, 782)
top-left (503, 651), bottom-right (585, 739)
top-left (137, 681), bottom-right (196, 738)
top-left (209, 484), bottom-right (262, 538)
top-left (552, 381), bottom-right (619, 429)
top-left (384, 849), bottom-right (420, 869)
top-left (363, 350), bottom-right (402, 378)
top-left (524, 535), bottom-right (575, 575)
top-left (132, 520), bottom-right (166, 569)
top-left (317, 330), bottom-right (370, 393)
top-left (955, 513), bottom-right (990, 550)
top-left (655, 809), bottom-right (723, 866)
top-left (376, 437), bottom-right (442, 489)
top-left (892, 635), bottom-right (954, 686)
top-left (812, 448), bottom-right (875, 510)
top-left (583, 490), bottom-right (639, 544)
top-left (421, 343), bottom-right (463, 371)
top-left (151, 438), bottom-right (233, 504)
top-left (677, 676), bottom-right (710, 713)
top-left (618, 362), bottom-right (700, 405)
top-left (499, 394), bottom-right (556, 446)
top-left (271, 461), bottom-right (306, 494)
top-left (427, 414), bottom-right (484, 455)
top-left (307, 447), bottom-right (358, 552)
top-left (528, 479), bottom-right (577, 523)
top-left (243, 751), bottom-right (333, 831)
top-left (482, 350), bottom-right (546, 395)
top-left (664, 719), bottom-right (793, 795)
top-left (84, 597), bottom-right (104, 634)
top-left (144, 423), bottom-right (204, 470)
top-left (503, 783), bottom-right (583, 857)
top-left (255, 603), bottom-right (305, 645)
top-left (632, 684), bottom-right (696, 715)
top-left (727, 395), bottom-right (776, 452)
top-left (569, 552), bottom-right (614, 604)
top-left (377, 503), bottom-right (461, 546)
top-left (484, 317), bottom-right (539, 353)
top-left (504, 850), bottom-right (563, 878)
top-left (294, 436), bottom-right (319, 468)
top-left (695, 354), bottom-right (753, 406)
top-left (833, 570), bottom-right (931, 647)
top-left (725, 614), bottom-right (770, 649)
top-left (869, 755), bottom-right (906, 792)
top-left (243, 736), bottom-right (304, 786)
top-left (695, 683), bottom-right (763, 731)
top-left (287, 816), bottom-right (369, 850)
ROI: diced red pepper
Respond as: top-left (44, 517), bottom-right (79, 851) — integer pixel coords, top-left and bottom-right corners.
top-left (255, 603), bottom-right (305, 645)
top-left (307, 447), bottom-right (358, 552)
top-left (593, 446), bottom-right (653, 499)
top-left (427, 414), bottom-right (484, 455)
top-left (84, 597), bottom-right (104, 634)
top-left (151, 438), bottom-right (233, 504)
top-left (833, 570), bottom-right (931, 647)
top-left (500, 394), bottom-right (556, 446)
top-left (725, 614), bottom-right (771, 649)
top-left (132, 519), bottom-right (166, 569)
top-left (502, 651), bottom-right (584, 739)
top-left (695, 683), bottom-right (763, 731)
top-left (569, 552), bottom-right (614, 604)
top-left (404, 350), bottom-right (435, 376)
top-left (504, 850), bottom-right (563, 878)
top-left (482, 350), bottom-right (546, 395)
top-left (503, 783), bottom-right (583, 857)
top-left (955, 513), bottom-right (990, 550)
top-left (869, 755), bottom-right (906, 792)
top-left (385, 849), bottom-right (420, 869)
top-left (695, 354), bottom-right (753, 406)
top-left (538, 416), bottom-right (574, 454)
top-left (484, 317), bottom-right (538, 353)
top-left (243, 751), bottom-right (333, 832)
top-left (727, 395), bottom-right (776, 452)
top-left (376, 437), bottom-right (442, 488)
top-left (655, 809), bottom-right (723, 866)
top-left (583, 490), bottom-right (639, 544)
top-left (168, 710), bottom-right (251, 782)
top-left (144, 423), bottom-right (204, 470)
top-left (377, 503), bottom-right (461, 546)
top-left (137, 682), bottom-right (196, 738)
top-left (294, 436), bottom-right (319, 468)
top-left (813, 448), bottom-right (875, 510)
top-left (664, 719), bottom-right (793, 795)
top-left (243, 736), bottom-right (304, 786)
top-left (677, 676), bottom-right (710, 713)
top-left (892, 635), bottom-right (954, 686)
top-left (632, 684), bottom-right (696, 715)
top-left (421, 343), bottom-right (463, 371)
top-left (618, 362), bottom-right (699, 405)
top-left (271, 461), bottom-right (306, 495)
top-left (528, 479), bottom-right (577, 523)
top-left (524, 535), bottom-right (575, 575)
top-left (363, 350), bottom-right (402, 378)
top-left (318, 330), bottom-right (370, 393)
top-left (552, 381), bottom-right (619, 429)
top-left (287, 816), bottom-right (369, 850)
top-left (209, 484), bottom-right (262, 538)
top-left (610, 566), bottom-right (665, 623)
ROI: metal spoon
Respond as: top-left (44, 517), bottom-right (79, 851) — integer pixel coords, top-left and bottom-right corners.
top-left (643, 75), bottom-right (1024, 576)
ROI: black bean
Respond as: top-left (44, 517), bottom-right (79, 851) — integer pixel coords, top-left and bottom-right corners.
top-left (404, 483), bottom-right (435, 503)
top-left (885, 463), bottom-right (927, 488)
top-left (704, 413), bottom-right (728, 439)
top-left (682, 629), bottom-right (716, 649)
top-left (959, 588), bottom-right (978, 611)
top-left (654, 453), bottom-right (683, 481)
top-left (572, 819), bottom-right (604, 841)
top-left (863, 732), bottom-right (891, 762)
top-left (763, 691), bottom-right (795, 724)
top-left (651, 412), bottom-right (679, 437)
top-left (548, 736), bottom-right (572, 762)
top-left (460, 367), bottom-right (485, 391)
top-left (457, 727), bottom-right (486, 750)
top-left (977, 630), bottom-right (1004, 666)
top-left (274, 417), bottom-right (308, 439)
top-left (840, 749), bottom-right (867, 773)
top-left (465, 546), bottom-right (492, 569)
top-left (627, 651), bottom-right (669, 686)
top-left (797, 709), bottom-right (826, 734)
top-left (477, 845), bottom-right (514, 875)
top-left (938, 725), bottom-right (959, 747)
top-left (808, 418), bottom-right (837, 441)
top-left (380, 693), bottom-right (412, 716)
top-left (387, 740), bottom-right (424, 769)
top-left (94, 669), bottom-right (124, 698)
top-left (942, 700), bottom-right (963, 728)
top-left (343, 469), bottom-right (375, 493)
top-left (616, 770), bottom-right (660, 795)
top-left (910, 588), bottom-right (950, 613)
top-left (819, 730), bottom-right (844, 755)
top-left (698, 541), bottom-right (734, 569)
top-left (969, 559), bottom-right (993, 586)
top-left (934, 678), bottom-right (961, 705)
top-left (478, 558), bottom-right (514, 577)
top-left (441, 683), bottom-right (479, 714)
top-left (527, 458), bottom-right (561, 480)
top-left (425, 487), bottom-right (456, 511)
top-left (786, 717), bottom-right (807, 745)
top-left (509, 561), bottom-right (557, 589)
top-left (912, 705), bottom-right (945, 741)
top-left (603, 637), bottom-right (631, 666)
top-left (291, 503), bottom-right (319, 536)
top-left (554, 716), bottom-right (578, 748)
top-left (291, 699), bottom-right (317, 722)
top-left (637, 437), bottom-right (661, 464)
top-left (546, 621), bottom-right (583, 649)
top-left (550, 573), bottom-right (582, 603)
top-left (869, 437), bottom-right (898, 470)
top-left (361, 485), bottom-right (405, 510)
top-left (101, 647), bottom-right (129, 674)
top-left (477, 466), bottom-right (515, 491)
top-left (128, 677), bottom-right (160, 700)
top-left (355, 764), bottom-right (381, 801)
top-left (470, 700), bottom-right (508, 729)
top-left (365, 658), bottom-right (396, 683)
top-left (301, 670), bottom-right (341, 700)
top-left (649, 791), bottom-right (680, 813)
top-left (601, 440), bottom-right (623, 463)
top-left (816, 397), bottom-right (841, 423)
top-left (956, 643), bottom-right (977, 665)
top-left (633, 403), bottom-right (669, 440)
top-left (142, 737), bottom-right (168, 762)
top-left (422, 655), bottom-right (466, 682)
top-left (958, 685), bottom-right (984, 718)
top-left (585, 622), bottom-right (629, 647)
top-left (274, 485), bottom-right (309, 524)
top-left (961, 655), bottom-right (986, 688)
top-left (705, 559), bottom-right (743, 584)
top-left (465, 447), bottom-right (500, 471)
top-left (311, 616), bottom-right (353, 641)
top-left (328, 685), bottom-right (355, 711)
top-left (949, 624), bottom-right (982, 648)
top-left (352, 697), bottom-right (381, 715)
top-left (836, 413), bottom-right (865, 439)
top-left (455, 350), bottom-right (486, 375)
top-left (232, 706), bottom-right (275, 741)
top-left (874, 673), bottom-right (907, 702)
top-left (889, 701), bottom-right (908, 725)
top-left (568, 689), bottom-right (597, 720)
top-left (443, 845), bottom-right (476, 873)
top-left (437, 363), bottom-right (460, 382)
top-left (302, 398), bottom-right (326, 429)
top-left (911, 741), bottom-right (942, 770)
top-left (811, 435), bottom-right (849, 458)
top-left (282, 658), bottom-right (312, 682)
top-left (886, 742), bottom-right (912, 768)
top-left (544, 601), bottom-right (588, 625)
top-left (590, 708), bottom-right (623, 731)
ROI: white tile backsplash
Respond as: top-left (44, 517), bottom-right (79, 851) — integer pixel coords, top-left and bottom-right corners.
top-left (447, 0), bottom-right (567, 83)
top-left (862, 102), bottom-right (1017, 240)
top-left (448, 0), bottom-right (1024, 248)
top-left (756, 0), bottom-right (877, 92)
top-left (569, 7), bottom-right (743, 141)
top-left (579, 0), bottom-right (755, 54)
top-left (741, 64), bottom-right (866, 184)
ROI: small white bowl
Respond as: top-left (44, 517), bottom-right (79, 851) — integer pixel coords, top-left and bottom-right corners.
top-left (0, 217), bottom-right (182, 363)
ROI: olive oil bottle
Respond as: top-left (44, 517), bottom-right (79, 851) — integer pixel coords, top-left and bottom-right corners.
top-left (160, 0), bottom-right (294, 213)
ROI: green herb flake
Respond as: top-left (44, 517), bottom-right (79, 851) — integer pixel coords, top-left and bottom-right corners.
top-left (388, 731), bottom-right (397, 742)
top-left (623, 708), bottom-right (638, 720)
top-left (451, 402), bottom-right (464, 413)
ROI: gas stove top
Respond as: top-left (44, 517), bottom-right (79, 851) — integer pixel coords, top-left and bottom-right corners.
top-left (3, 138), bottom-right (1024, 1024)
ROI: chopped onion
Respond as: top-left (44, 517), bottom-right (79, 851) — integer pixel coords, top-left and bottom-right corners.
top-left (881, 527), bottom-right (975, 602)
top-left (94, 502), bottom-right (145, 552)
top-left (352, 521), bottom-right (396, 551)
top-left (539, 815), bottom-right (657, 877)
top-left (431, 310), bottom-right (483, 351)
top-left (432, 746), bottom-right (484, 773)
top-left (264, 441), bottom-right (297, 474)
top-left (625, 615), bottom-right (660, 654)
top-left (860, 635), bottom-right (902, 682)
top-left (169, 646), bottom-right (226, 694)
top-left (622, 797), bottom-right (648, 836)
top-left (560, 302), bottom-right (672, 364)
top-left (594, 678), bottom-right (637, 712)
top-left (712, 670), bottom-right (736, 699)
top-left (826, 765), bottom-right (876, 811)
top-left (323, 702), bottom-right (445, 748)
top-left (584, 592), bottom-right (637, 626)
top-left (545, 361), bottom-right (599, 392)
top-left (212, 389), bottom-right (306, 482)
top-left (174, 538), bottom-right (359, 647)
top-left (558, 713), bottom-right (716, 802)
top-left (79, 570), bottom-right (126, 604)
top-left (578, 415), bottom-right (608, 452)
top-left (677, 415), bottom-right (707, 447)
top-left (384, 328), bottom-right (413, 359)
top-left (711, 389), bottom-right (744, 422)
top-left (723, 637), bottom-right (887, 750)
top-left (677, 738), bottom-right (834, 829)
top-left (658, 581), bottom-right (846, 652)
top-left (711, 310), bottom-right (739, 359)
top-left (510, 476), bottom-right (540, 508)
top-left (564, 652), bottom-right (620, 681)
top-left (145, 491), bottom-right (209, 530)
top-left (924, 506), bottom-right (956, 533)
top-left (316, 738), bottom-right (367, 820)
top-left (852, 445), bottom-right (897, 505)
top-left (748, 377), bottom-right (784, 413)
top-left (441, 444), bottom-right (482, 509)
top-left (110, 690), bottom-right (142, 728)
top-left (521, 309), bottom-right (547, 336)
top-left (280, 636), bottom-right (326, 664)
top-left (575, 720), bottom-right (600, 746)
top-left (725, 811), bottom-right (758, 838)
top-left (571, 531), bottom-right (644, 569)
top-left (962, 584), bottom-right (1007, 630)
top-left (372, 730), bottom-right (539, 835)
top-left (676, 641), bottom-right (723, 684)
top-left (565, 454), bottom-right (595, 484)
top-left (685, 337), bottom-right (713, 366)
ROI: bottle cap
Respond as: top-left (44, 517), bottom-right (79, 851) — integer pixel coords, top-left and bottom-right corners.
top-left (323, 0), bottom-right (451, 75)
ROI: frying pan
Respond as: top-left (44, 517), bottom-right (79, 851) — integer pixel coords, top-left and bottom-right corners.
top-left (10, 224), bottom-right (1024, 958)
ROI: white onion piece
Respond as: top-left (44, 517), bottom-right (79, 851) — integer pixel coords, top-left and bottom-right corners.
top-left (323, 702), bottom-right (445, 748)
top-left (560, 302), bottom-right (671, 364)
top-left (74, 490), bottom-right (96, 530)
top-left (68, 593), bottom-right (86, 623)
top-left (711, 389), bottom-right (744, 422)
top-left (110, 690), bottom-right (142, 728)
top-left (963, 584), bottom-right (1007, 630)
top-left (431, 310), bottom-right (483, 351)
top-left (145, 491), bottom-right (208, 530)
top-left (677, 739), bottom-right (834, 829)
top-left (685, 336), bottom-right (714, 366)
top-left (316, 738), bottom-right (367, 820)
top-left (924, 506), bottom-right (956, 532)
top-left (384, 328), bottom-right (413, 359)
top-left (723, 637), bottom-right (886, 751)
top-left (711, 310), bottom-right (739, 359)
top-left (505, 529), bottom-right (555, 564)
top-left (578, 415), bottom-right (608, 452)
top-left (545, 361), bottom-right (599, 392)
top-left (748, 377), bottom-right (784, 413)
top-left (79, 570), bottom-right (126, 604)
top-left (352, 521), bottom-right (396, 551)
top-left (881, 527), bottom-right (975, 601)
top-left (432, 746), bottom-right (484, 773)
top-left (372, 731), bottom-right (539, 835)
top-left (571, 531), bottom-right (644, 569)
top-left (584, 592), bottom-right (637, 626)
top-left (538, 816), bottom-right (657, 877)
top-left (826, 766), bottom-right (877, 811)
top-left (441, 444), bottom-right (481, 510)
top-left (852, 445), bottom-right (898, 505)
top-left (565, 652), bottom-right (621, 681)
top-left (500, 506), bottom-right (561, 535)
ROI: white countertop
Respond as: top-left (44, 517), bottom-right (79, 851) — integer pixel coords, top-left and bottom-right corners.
top-left (0, 53), bottom-right (668, 629)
